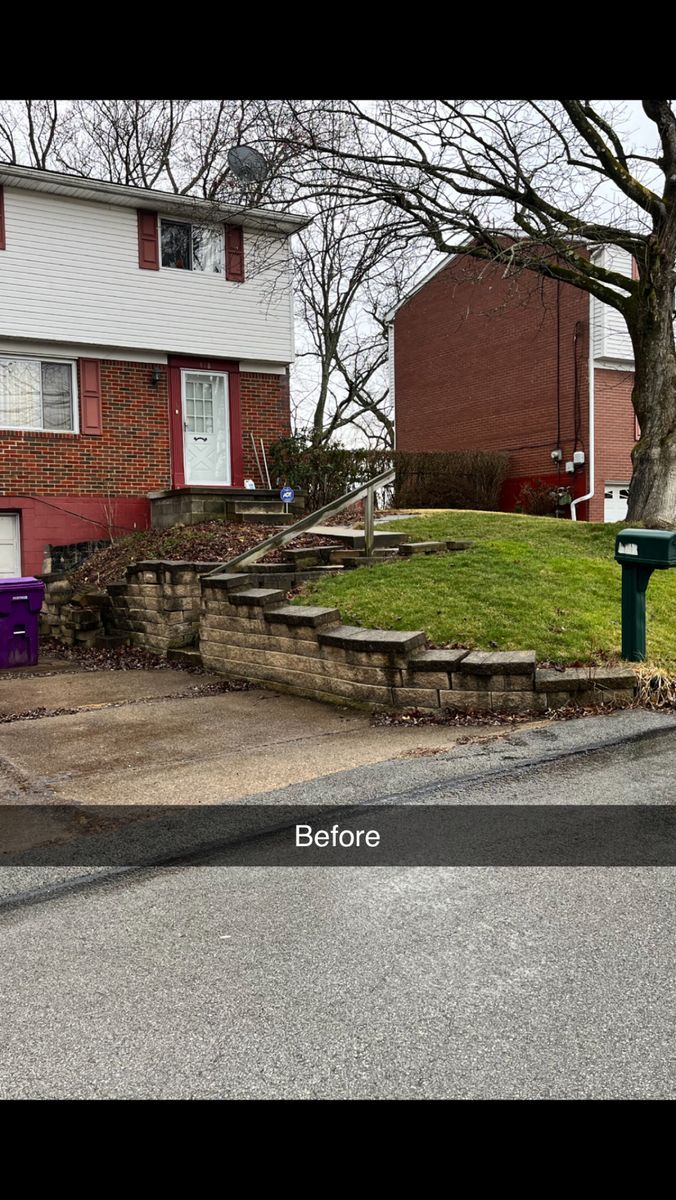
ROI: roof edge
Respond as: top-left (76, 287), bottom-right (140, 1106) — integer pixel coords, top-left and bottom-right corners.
top-left (0, 161), bottom-right (309, 234)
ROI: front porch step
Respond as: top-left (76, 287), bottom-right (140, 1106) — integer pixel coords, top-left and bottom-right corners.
top-left (239, 513), bottom-right (297, 527)
top-left (150, 488), bottom-right (304, 531)
top-left (233, 501), bottom-right (286, 515)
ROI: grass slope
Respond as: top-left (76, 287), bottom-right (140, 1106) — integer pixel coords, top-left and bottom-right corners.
top-left (295, 510), bottom-right (676, 668)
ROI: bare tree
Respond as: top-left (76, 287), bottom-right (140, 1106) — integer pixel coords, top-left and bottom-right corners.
top-left (280, 99), bottom-right (676, 527)
top-left (292, 199), bottom-right (423, 446)
top-left (0, 100), bottom-right (61, 168)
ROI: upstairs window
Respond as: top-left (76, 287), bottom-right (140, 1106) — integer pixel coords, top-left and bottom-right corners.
top-left (161, 219), bottom-right (224, 273)
top-left (0, 358), bottom-right (76, 432)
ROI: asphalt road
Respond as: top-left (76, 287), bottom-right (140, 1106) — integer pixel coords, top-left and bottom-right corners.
top-left (2, 709), bottom-right (676, 1099)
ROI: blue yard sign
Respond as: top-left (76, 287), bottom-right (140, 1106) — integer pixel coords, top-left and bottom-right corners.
top-left (280, 486), bottom-right (295, 504)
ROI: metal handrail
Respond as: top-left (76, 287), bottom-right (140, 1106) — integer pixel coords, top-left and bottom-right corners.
top-left (207, 467), bottom-right (396, 574)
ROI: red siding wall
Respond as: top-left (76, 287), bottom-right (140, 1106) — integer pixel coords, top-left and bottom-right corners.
top-left (394, 257), bottom-right (594, 514)
top-left (0, 495), bottom-right (150, 576)
top-left (240, 370), bottom-right (291, 484)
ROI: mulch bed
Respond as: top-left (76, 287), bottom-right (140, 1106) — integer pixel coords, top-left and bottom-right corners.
top-left (67, 521), bottom-right (341, 589)
top-left (39, 639), bottom-right (202, 673)
top-left (372, 698), bottom-right (637, 728)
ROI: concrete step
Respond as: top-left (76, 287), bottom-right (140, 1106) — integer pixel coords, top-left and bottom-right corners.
top-left (234, 501), bottom-right (285, 515)
top-left (296, 566), bottom-right (345, 581)
top-left (307, 525), bottom-right (408, 548)
top-left (235, 513), bottom-right (297, 527)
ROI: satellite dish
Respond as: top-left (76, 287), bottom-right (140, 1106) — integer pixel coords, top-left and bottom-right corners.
top-left (227, 145), bottom-right (269, 183)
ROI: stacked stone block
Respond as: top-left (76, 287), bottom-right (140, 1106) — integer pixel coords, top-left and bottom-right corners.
top-left (198, 571), bottom-right (637, 713)
top-left (40, 577), bottom-right (108, 647)
top-left (108, 561), bottom-right (222, 654)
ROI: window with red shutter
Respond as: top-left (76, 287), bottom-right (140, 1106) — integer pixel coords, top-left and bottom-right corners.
top-left (225, 224), bottom-right (245, 282)
top-left (79, 359), bottom-right (103, 435)
top-left (0, 186), bottom-right (5, 251)
top-left (137, 210), bottom-right (159, 270)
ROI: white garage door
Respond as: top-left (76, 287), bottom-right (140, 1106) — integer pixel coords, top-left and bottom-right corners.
top-left (0, 514), bottom-right (20, 577)
top-left (604, 483), bottom-right (631, 523)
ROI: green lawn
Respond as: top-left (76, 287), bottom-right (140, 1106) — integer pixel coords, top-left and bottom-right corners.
top-left (294, 510), bottom-right (676, 668)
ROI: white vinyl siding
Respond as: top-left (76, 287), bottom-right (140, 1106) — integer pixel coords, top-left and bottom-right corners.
top-left (0, 189), bottom-right (295, 363)
top-left (591, 246), bottom-right (634, 366)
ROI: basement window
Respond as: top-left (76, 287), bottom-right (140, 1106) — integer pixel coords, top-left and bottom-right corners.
top-left (0, 357), bottom-right (77, 432)
top-left (160, 219), bottom-right (224, 273)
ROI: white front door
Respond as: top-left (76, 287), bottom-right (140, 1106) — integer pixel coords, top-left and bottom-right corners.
top-left (181, 370), bottom-right (231, 486)
top-left (604, 483), bottom-right (631, 523)
top-left (0, 514), bottom-right (20, 577)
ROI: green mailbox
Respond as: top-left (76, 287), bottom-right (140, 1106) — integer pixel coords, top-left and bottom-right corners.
top-left (615, 529), bottom-right (676, 661)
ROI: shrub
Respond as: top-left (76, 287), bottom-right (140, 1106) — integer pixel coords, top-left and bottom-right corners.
top-left (267, 433), bottom-right (510, 514)
top-left (392, 450), bottom-right (509, 510)
top-left (517, 479), bottom-right (560, 516)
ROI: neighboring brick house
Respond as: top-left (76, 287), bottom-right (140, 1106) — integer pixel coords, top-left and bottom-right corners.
top-left (388, 246), bottom-right (637, 522)
top-left (0, 163), bottom-right (305, 576)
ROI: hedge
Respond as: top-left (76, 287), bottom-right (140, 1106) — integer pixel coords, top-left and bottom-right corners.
top-left (267, 435), bottom-right (509, 513)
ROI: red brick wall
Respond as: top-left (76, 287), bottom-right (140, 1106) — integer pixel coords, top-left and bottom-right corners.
top-left (0, 359), bottom-right (171, 496)
top-left (394, 257), bottom-right (592, 513)
top-left (590, 367), bottom-right (636, 522)
top-left (0, 359), bottom-right (292, 574)
top-left (240, 369), bottom-right (291, 484)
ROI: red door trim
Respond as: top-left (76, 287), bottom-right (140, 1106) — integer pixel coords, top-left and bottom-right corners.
top-left (167, 356), bottom-right (243, 489)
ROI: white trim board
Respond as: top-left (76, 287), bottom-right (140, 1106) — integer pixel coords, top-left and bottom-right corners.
top-left (0, 338), bottom-right (168, 365)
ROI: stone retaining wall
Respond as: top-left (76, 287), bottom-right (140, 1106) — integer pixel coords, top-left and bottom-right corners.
top-left (40, 576), bottom-right (108, 647)
top-left (199, 571), bottom-right (637, 713)
top-left (107, 561), bottom-right (223, 653)
top-left (40, 559), bottom-right (638, 714)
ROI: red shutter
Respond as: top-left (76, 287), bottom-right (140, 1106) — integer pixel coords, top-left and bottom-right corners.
top-left (0, 186), bottom-right (5, 251)
top-left (137, 210), bottom-right (159, 270)
top-left (225, 224), bottom-right (245, 282)
top-left (79, 359), bottom-right (103, 435)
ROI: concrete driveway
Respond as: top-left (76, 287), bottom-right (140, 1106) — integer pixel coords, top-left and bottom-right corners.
top-left (0, 656), bottom-right (519, 843)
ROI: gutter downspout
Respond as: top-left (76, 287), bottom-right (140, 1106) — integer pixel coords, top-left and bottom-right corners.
top-left (388, 322), bottom-right (396, 448)
top-left (570, 293), bottom-right (595, 521)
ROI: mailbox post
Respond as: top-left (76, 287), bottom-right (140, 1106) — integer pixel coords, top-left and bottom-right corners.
top-left (615, 529), bottom-right (676, 661)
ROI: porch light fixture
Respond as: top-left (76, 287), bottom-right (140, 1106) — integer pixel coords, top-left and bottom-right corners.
top-left (151, 367), bottom-right (162, 387)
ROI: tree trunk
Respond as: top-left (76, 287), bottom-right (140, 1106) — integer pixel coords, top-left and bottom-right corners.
top-left (625, 264), bottom-right (676, 529)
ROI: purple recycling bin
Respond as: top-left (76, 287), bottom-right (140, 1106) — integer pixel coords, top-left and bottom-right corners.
top-left (0, 577), bottom-right (46, 668)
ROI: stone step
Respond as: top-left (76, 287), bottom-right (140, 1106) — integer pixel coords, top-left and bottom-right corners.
top-left (398, 541), bottom-right (448, 557)
top-left (318, 626), bottom-right (426, 654)
top-left (238, 562), bottom-right (297, 573)
top-left (283, 545), bottom-right (345, 564)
